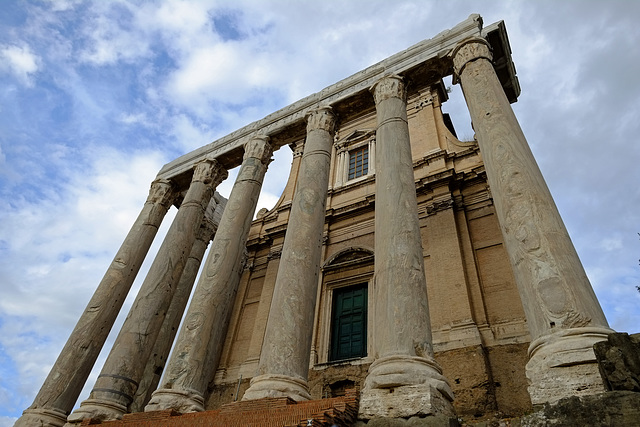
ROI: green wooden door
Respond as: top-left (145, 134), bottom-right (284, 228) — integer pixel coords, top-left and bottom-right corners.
top-left (330, 284), bottom-right (367, 361)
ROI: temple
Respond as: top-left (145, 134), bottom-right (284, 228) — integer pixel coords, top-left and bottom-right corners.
top-left (16, 14), bottom-right (626, 427)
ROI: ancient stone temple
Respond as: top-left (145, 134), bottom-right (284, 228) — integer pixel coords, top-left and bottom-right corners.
top-left (17, 14), bottom-right (626, 427)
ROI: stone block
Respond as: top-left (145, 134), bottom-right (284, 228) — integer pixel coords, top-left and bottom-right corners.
top-left (521, 391), bottom-right (640, 427)
top-left (593, 332), bottom-right (640, 392)
top-left (359, 384), bottom-right (454, 420)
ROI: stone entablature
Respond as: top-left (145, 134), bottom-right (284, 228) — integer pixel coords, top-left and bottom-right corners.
top-left (155, 15), bottom-right (518, 187)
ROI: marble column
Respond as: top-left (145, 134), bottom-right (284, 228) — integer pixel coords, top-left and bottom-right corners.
top-left (242, 107), bottom-right (335, 402)
top-left (145, 136), bottom-right (273, 413)
top-left (66, 159), bottom-right (227, 425)
top-left (15, 179), bottom-right (175, 427)
top-left (129, 197), bottom-right (224, 413)
top-left (359, 75), bottom-right (453, 420)
top-left (451, 37), bottom-right (612, 405)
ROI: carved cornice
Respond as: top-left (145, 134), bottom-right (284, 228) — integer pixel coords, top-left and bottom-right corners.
top-left (370, 74), bottom-right (407, 104)
top-left (451, 37), bottom-right (493, 78)
top-left (146, 179), bottom-right (176, 208)
top-left (244, 135), bottom-right (273, 164)
top-left (306, 106), bottom-right (336, 135)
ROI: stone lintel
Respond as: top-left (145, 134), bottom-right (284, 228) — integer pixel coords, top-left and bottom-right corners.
top-left (156, 14), bottom-right (522, 185)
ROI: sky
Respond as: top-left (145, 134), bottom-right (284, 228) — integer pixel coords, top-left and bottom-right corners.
top-left (1, 0), bottom-right (639, 425)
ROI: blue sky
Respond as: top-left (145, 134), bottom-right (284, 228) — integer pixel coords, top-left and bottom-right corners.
top-left (1, 1), bottom-right (639, 425)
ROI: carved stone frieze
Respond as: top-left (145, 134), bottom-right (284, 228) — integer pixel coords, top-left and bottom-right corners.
top-left (306, 106), bottom-right (336, 135)
top-left (370, 74), bottom-right (407, 104)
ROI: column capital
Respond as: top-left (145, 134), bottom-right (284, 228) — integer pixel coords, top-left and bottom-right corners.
top-left (370, 74), bottom-right (407, 105)
top-left (193, 158), bottom-right (227, 187)
top-left (305, 106), bottom-right (336, 135)
top-left (451, 37), bottom-right (493, 78)
top-left (244, 135), bottom-right (273, 164)
top-left (147, 179), bottom-right (176, 208)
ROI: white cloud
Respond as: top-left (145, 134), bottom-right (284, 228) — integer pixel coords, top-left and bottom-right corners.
top-left (0, 45), bottom-right (40, 85)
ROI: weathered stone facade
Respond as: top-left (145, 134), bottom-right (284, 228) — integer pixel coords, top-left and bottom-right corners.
top-left (16, 14), bottom-right (619, 427)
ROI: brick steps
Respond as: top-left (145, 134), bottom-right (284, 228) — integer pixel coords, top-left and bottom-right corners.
top-left (80, 389), bottom-right (359, 427)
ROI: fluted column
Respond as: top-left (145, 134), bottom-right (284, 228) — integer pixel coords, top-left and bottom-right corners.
top-left (243, 107), bottom-right (335, 402)
top-left (359, 75), bottom-right (453, 420)
top-left (15, 179), bottom-right (175, 427)
top-left (451, 37), bottom-right (612, 405)
top-left (129, 197), bottom-right (224, 413)
top-left (66, 159), bottom-right (227, 424)
top-left (145, 136), bottom-right (273, 413)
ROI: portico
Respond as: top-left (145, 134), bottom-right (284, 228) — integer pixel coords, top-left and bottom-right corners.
top-left (17, 14), bottom-right (612, 427)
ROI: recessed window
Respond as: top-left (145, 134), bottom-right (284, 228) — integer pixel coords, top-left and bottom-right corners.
top-left (348, 146), bottom-right (368, 180)
top-left (330, 283), bottom-right (368, 361)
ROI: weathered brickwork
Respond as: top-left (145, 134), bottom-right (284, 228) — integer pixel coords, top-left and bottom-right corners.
top-left (80, 389), bottom-right (359, 427)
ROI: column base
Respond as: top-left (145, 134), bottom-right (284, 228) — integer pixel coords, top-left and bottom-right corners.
top-left (241, 374), bottom-right (311, 401)
top-left (64, 398), bottom-right (127, 426)
top-left (360, 355), bottom-right (454, 419)
top-left (15, 407), bottom-right (68, 427)
top-left (144, 387), bottom-right (205, 413)
top-left (526, 326), bottom-right (613, 405)
top-left (360, 384), bottom-right (454, 419)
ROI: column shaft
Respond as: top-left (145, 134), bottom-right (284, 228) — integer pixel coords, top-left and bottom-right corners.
top-left (242, 107), bottom-right (335, 401)
top-left (451, 37), bottom-right (611, 404)
top-left (145, 136), bottom-right (273, 413)
top-left (16, 180), bottom-right (175, 427)
top-left (129, 197), bottom-right (224, 413)
top-left (66, 159), bottom-right (226, 424)
top-left (360, 75), bottom-right (453, 420)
